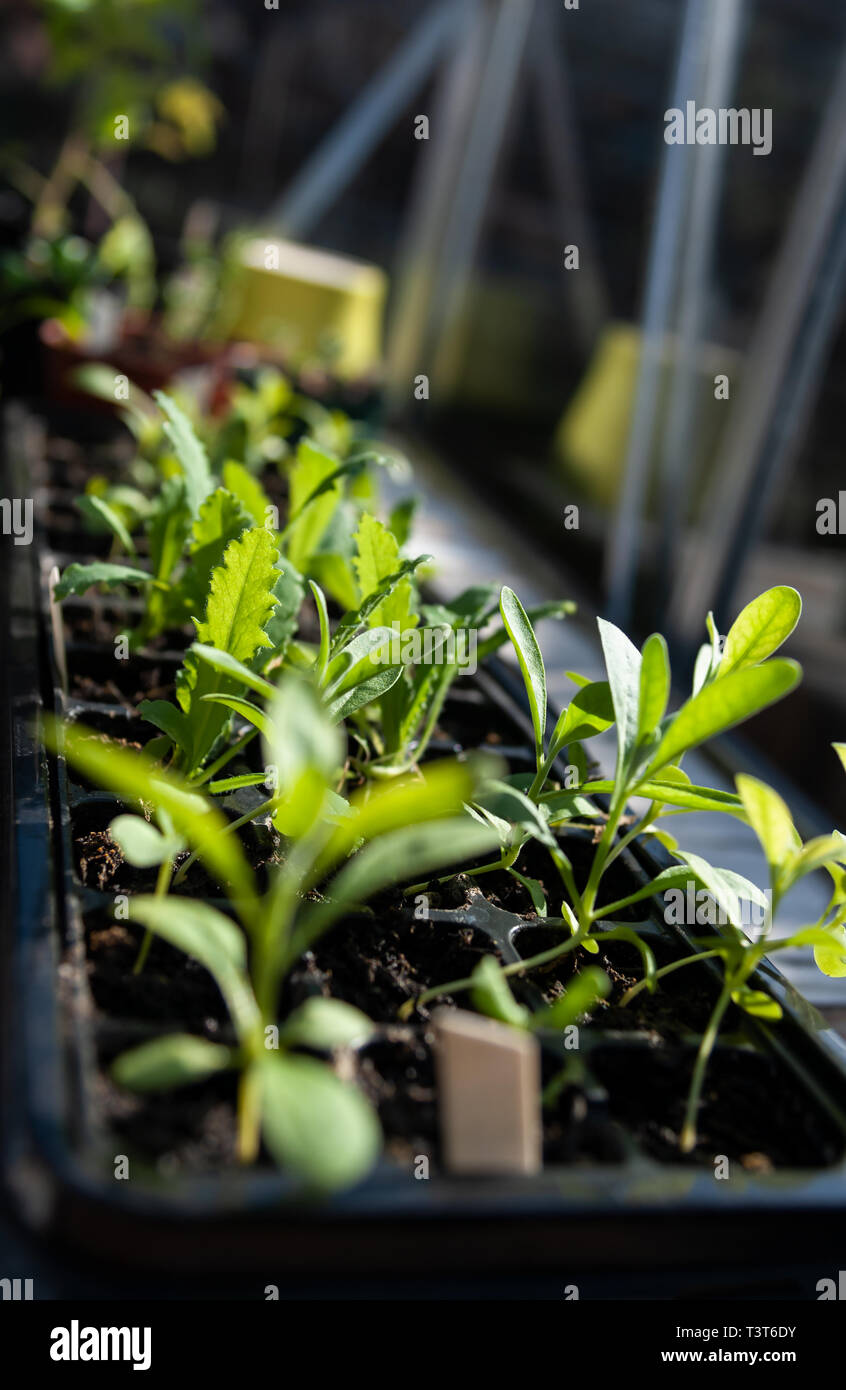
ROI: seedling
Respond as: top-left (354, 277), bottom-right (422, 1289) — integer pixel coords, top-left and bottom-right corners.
top-left (426, 583), bottom-right (846, 1151)
top-left (46, 678), bottom-right (498, 1190)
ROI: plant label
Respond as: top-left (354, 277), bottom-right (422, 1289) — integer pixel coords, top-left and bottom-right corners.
top-left (433, 1007), bottom-right (541, 1175)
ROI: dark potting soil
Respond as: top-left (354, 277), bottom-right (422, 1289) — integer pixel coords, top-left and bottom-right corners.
top-left (67, 647), bottom-right (179, 704)
top-left (589, 1045), bottom-right (845, 1169)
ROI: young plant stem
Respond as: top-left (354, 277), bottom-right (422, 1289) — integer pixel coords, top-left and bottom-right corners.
top-left (171, 795), bottom-right (277, 886)
top-left (398, 929), bottom-right (586, 1019)
top-left (189, 727), bottom-right (259, 787)
top-left (578, 793), bottom-right (627, 929)
top-left (236, 1065), bottom-right (261, 1165)
top-left (133, 855), bottom-right (173, 975)
top-left (680, 976), bottom-right (735, 1153)
top-left (619, 948), bottom-right (726, 1006)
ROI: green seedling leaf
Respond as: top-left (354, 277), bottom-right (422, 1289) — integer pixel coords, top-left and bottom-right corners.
top-left (44, 719), bottom-right (258, 919)
top-left (293, 818), bottom-right (499, 956)
top-left (191, 644), bottom-right (275, 701)
top-left (53, 561), bottom-right (152, 600)
top-left (176, 526), bottom-right (280, 770)
top-left (279, 998), bottom-right (376, 1051)
top-left (718, 586), bottom-right (801, 676)
top-left (125, 895), bottom-right (259, 1040)
top-left (310, 580), bottom-right (331, 684)
top-left (637, 632), bottom-right (670, 744)
top-left (76, 494), bottom-right (136, 554)
top-left (476, 599), bottom-right (575, 664)
top-left (324, 666), bottom-right (405, 723)
top-left (178, 488), bottom-right (252, 619)
top-left (500, 587), bottom-right (546, 762)
top-left (263, 679), bottom-right (343, 838)
top-left (285, 439), bottom-right (341, 571)
top-left (263, 560), bottom-right (305, 659)
top-left (510, 869), bottom-right (548, 917)
top-left (112, 1035), bottom-right (233, 1092)
top-left (731, 987), bottom-right (782, 1021)
top-left (312, 760), bottom-right (481, 881)
top-left (632, 777), bottom-right (747, 818)
top-left (597, 617), bottom-right (642, 776)
top-left (154, 390), bottom-right (213, 519)
top-left (736, 774), bottom-right (800, 875)
top-left (138, 698), bottom-right (189, 750)
top-left (222, 459), bottom-right (272, 526)
top-left (692, 612), bottom-right (723, 694)
top-left (675, 850), bottom-right (769, 925)
top-left (833, 744), bottom-right (846, 776)
top-left (531, 967), bottom-right (610, 1032)
top-left (200, 694), bottom-right (274, 741)
top-left (323, 626), bottom-right (395, 695)
top-left (549, 681), bottom-right (615, 758)
top-left (643, 660), bottom-right (801, 777)
top-left (787, 832), bottom-right (846, 887)
top-left (813, 928), bottom-right (846, 978)
top-left (258, 1052), bottom-right (381, 1191)
top-left (388, 497), bottom-right (417, 547)
top-left (470, 957), bottom-right (530, 1028)
top-left (332, 554), bottom-right (429, 654)
top-left (109, 814), bottom-right (185, 867)
top-left (475, 779), bottom-right (555, 847)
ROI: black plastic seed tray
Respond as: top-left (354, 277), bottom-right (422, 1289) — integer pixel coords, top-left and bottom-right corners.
top-left (4, 401), bottom-right (846, 1293)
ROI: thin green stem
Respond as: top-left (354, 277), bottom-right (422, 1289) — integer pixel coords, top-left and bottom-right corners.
top-left (398, 927), bottom-right (588, 1019)
top-left (189, 727), bottom-right (259, 787)
top-left (619, 948), bottom-right (726, 1006)
top-left (132, 855), bottom-right (172, 975)
top-left (680, 977), bottom-right (735, 1153)
top-left (236, 1065), bottom-right (261, 1165)
top-left (172, 795), bottom-right (277, 886)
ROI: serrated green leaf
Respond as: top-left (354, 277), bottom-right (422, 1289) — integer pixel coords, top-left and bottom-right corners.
top-left (176, 527), bottom-right (280, 771)
top-left (154, 390), bottom-right (213, 519)
top-left (178, 487), bottom-right (252, 619)
top-left (222, 459), bottom-right (273, 526)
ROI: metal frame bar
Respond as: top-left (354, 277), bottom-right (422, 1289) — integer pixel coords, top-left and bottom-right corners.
top-left (669, 42), bottom-right (846, 638)
top-left (268, 0), bottom-right (463, 238)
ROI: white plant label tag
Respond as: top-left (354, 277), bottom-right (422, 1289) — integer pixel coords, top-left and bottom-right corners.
top-left (433, 1007), bottom-right (541, 1175)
